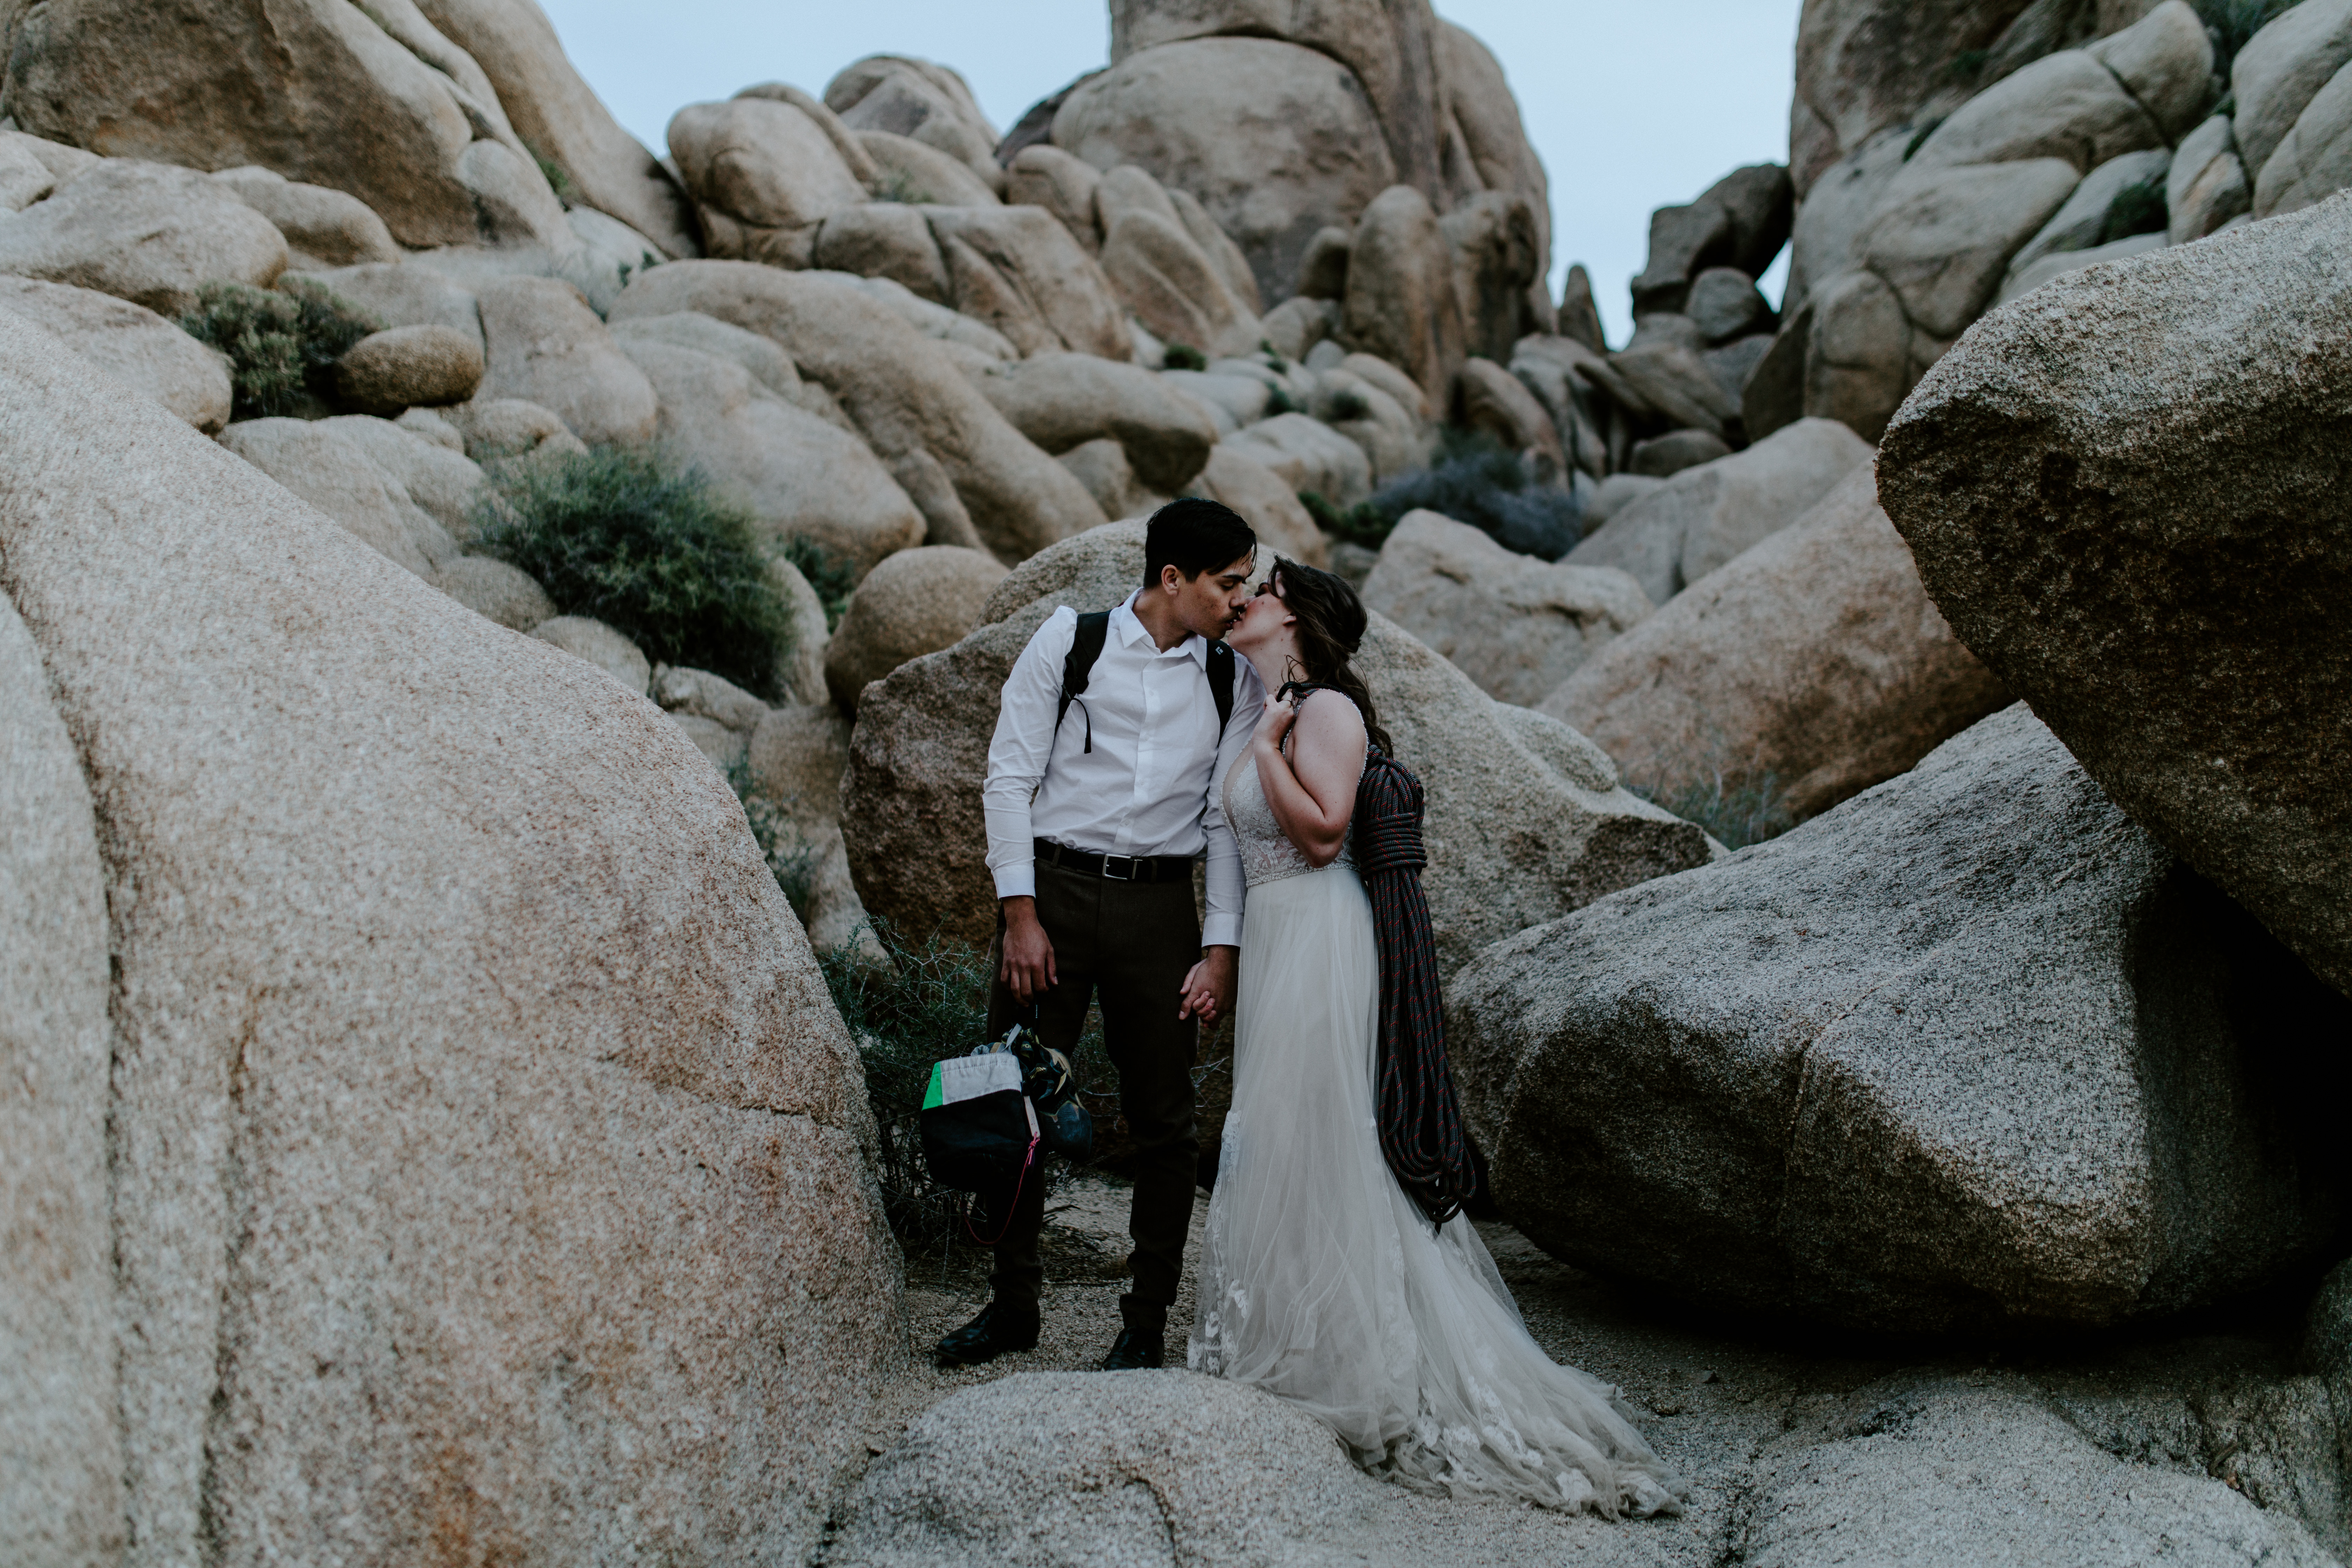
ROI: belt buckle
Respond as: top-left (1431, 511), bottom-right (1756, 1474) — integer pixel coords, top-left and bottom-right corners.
top-left (1101, 854), bottom-right (1136, 881)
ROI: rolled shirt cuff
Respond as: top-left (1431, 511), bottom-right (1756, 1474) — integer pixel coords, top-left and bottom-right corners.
top-left (991, 862), bottom-right (1037, 901)
top-left (1199, 913), bottom-right (1241, 950)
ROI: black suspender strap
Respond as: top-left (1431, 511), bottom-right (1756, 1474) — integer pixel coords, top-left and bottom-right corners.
top-left (1057, 610), bottom-right (1112, 754)
top-left (1055, 609), bottom-right (1238, 756)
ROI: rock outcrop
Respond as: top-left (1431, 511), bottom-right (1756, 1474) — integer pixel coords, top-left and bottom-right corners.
top-left (1880, 190), bottom-right (2352, 1001)
top-left (844, 521), bottom-right (1709, 968)
top-left (827, 1372), bottom-right (1373, 1567)
top-left (1362, 509), bottom-right (1650, 708)
top-left (1450, 706), bottom-right (2348, 1334)
top-left (1547, 468), bottom-right (2008, 821)
top-left (0, 582), bottom-right (118, 1567)
top-left (824, 544), bottom-right (1008, 714)
top-left (0, 277), bottom-right (232, 432)
top-left (1565, 416), bottom-right (1873, 605)
top-left (608, 261), bottom-right (1107, 562)
top-left (0, 309), bottom-right (901, 1566)
top-left (0, 0), bottom-right (574, 251)
top-left (0, 160), bottom-right (287, 315)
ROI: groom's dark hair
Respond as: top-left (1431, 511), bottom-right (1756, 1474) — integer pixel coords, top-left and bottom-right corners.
top-left (1143, 498), bottom-right (1256, 586)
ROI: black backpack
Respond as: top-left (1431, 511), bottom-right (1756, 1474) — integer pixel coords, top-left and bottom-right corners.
top-left (1055, 608), bottom-right (1236, 754)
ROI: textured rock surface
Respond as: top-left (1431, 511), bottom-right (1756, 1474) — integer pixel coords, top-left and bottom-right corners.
top-left (824, 545), bottom-right (1008, 715)
top-left (532, 613), bottom-right (650, 695)
top-left (318, 413), bottom-right (487, 540)
top-left (0, 308), bottom-right (901, 1568)
top-left (0, 160), bottom-right (287, 315)
top-left (1547, 468), bottom-right (2008, 821)
top-left (1878, 194), bottom-right (2352, 1000)
top-left (972, 351), bottom-right (1217, 493)
top-left (610, 261), bottom-right (1106, 562)
top-left (1364, 509), bottom-right (1650, 707)
top-left (1731, 1371), bottom-right (2340, 1567)
top-left (1054, 37), bottom-right (1400, 302)
top-left (334, 323), bottom-right (485, 414)
top-left (1343, 183), bottom-right (1464, 405)
top-left (0, 0), bottom-right (567, 250)
top-left (410, 0), bottom-right (699, 258)
top-left (617, 333), bottom-right (925, 578)
top-left (217, 418), bottom-right (462, 579)
top-left (0, 276), bottom-right (231, 432)
top-left (1566, 418), bottom-right (1874, 605)
top-left (1451, 706), bottom-right (2347, 1334)
top-left (475, 275), bottom-right (657, 447)
top-left (428, 554), bottom-right (553, 630)
top-left (845, 521), bottom-right (1708, 966)
top-left (0, 590), bottom-right (120, 1567)
top-left (210, 165), bottom-right (399, 269)
top-left (828, 1372), bottom-right (1371, 1567)
top-left (668, 96), bottom-right (867, 266)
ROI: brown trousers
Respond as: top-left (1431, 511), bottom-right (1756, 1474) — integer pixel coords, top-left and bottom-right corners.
top-left (984, 858), bottom-right (1200, 1334)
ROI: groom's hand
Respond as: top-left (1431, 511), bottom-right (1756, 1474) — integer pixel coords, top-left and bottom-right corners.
top-left (1178, 945), bottom-right (1238, 1024)
top-left (1000, 897), bottom-right (1057, 1002)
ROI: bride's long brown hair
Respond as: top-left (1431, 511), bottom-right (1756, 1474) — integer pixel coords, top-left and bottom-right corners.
top-left (1264, 557), bottom-right (1394, 757)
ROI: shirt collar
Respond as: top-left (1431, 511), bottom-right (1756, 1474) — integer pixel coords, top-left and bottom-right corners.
top-left (1112, 590), bottom-right (1210, 669)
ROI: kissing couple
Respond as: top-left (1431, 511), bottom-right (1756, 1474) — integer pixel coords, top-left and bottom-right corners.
top-left (940, 498), bottom-right (1683, 1517)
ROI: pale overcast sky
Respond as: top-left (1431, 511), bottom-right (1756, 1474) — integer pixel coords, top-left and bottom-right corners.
top-left (537, 0), bottom-right (1802, 346)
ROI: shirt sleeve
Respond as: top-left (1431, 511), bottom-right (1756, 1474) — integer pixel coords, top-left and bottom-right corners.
top-left (983, 607), bottom-right (1079, 902)
top-left (1198, 656), bottom-right (1265, 949)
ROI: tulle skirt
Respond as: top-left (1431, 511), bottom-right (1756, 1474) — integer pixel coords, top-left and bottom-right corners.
top-left (1189, 863), bottom-right (1684, 1517)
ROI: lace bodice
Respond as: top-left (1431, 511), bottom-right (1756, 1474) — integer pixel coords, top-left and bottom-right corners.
top-left (1222, 735), bottom-right (1366, 889)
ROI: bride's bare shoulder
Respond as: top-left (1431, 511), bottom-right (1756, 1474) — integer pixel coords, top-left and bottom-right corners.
top-left (1292, 688), bottom-right (1366, 751)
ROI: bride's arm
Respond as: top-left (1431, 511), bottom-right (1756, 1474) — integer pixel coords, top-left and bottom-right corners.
top-left (1252, 691), bottom-right (1366, 868)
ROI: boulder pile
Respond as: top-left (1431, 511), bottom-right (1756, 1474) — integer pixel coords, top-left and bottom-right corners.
top-left (9, 0), bottom-right (2352, 1560)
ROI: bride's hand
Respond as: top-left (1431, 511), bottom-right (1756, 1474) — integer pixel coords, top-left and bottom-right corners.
top-left (1254, 691), bottom-right (1298, 754)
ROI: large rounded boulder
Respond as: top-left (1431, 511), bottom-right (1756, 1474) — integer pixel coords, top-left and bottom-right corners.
top-left (0, 309), bottom-right (901, 1564)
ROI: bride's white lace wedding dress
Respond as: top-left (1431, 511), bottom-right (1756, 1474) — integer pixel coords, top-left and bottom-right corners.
top-left (1189, 739), bottom-right (1684, 1517)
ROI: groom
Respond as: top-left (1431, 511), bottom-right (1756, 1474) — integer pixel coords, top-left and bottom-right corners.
top-left (937, 498), bottom-right (1264, 1372)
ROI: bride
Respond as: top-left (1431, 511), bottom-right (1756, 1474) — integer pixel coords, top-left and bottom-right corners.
top-left (1183, 557), bottom-right (1685, 1519)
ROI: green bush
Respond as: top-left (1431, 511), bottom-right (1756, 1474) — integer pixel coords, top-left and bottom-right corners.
top-left (2099, 176), bottom-right (2169, 246)
top-left (782, 535), bottom-right (858, 632)
top-left (472, 446), bottom-right (796, 699)
top-left (819, 925), bottom-right (1117, 1251)
top-left (1163, 342), bottom-right (1208, 371)
top-left (1326, 386), bottom-right (1372, 423)
top-left (874, 168), bottom-right (935, 205)
top-left (1258, 339), bottom-right (1290, 372)
top-left (1630, 768), bottom-right (1795, 850)
top-left (2199, 0), bottom-right (2302, 78)
top-left (1308, 427), bottom-right (1583, 559)
top-left (177, 279), bottom-right (381, 420)
top-left (1264, 385), bottom-right (1303, 417)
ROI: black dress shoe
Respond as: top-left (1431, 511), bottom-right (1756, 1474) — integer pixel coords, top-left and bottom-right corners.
top-left (1099, 1327), bottom-right (1164, 1370)
top-left (933, 1302), bottom-right (1040, 1368)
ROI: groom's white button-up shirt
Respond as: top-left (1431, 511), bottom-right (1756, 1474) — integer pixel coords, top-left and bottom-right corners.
top-left (984, 591), bottom-right (1264, 948)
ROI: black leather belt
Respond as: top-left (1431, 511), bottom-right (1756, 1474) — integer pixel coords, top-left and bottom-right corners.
top-left (1034, 839), bottom-right (1196, 883)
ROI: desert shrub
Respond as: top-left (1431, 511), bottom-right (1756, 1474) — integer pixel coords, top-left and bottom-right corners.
top-left (1163, 342), bottom-right (1208, 371)
top-left (2099, 176), bottom-right (2169, 246)
top-left (526, 141), bottom-right (578, 204)
top-left (1264, 385), bottom-right (1302, 417)
top-left (821, 925), bottom-right (1118, 1252)
top-left (782, 534), bottom-right (858, 631)
top-left (472, 446), bottom-right (795, 699)
top-left (1326, 386), bottom-right (1372, 423)
top-left (1258, 339), bottom-right (1290, 371)
top-left (1310, 427), bottom-right (1583, 559)
top-left (2199, 0), bottom-right (2302, 78)
top-left (177, 279), bottom-right (381, 420)
top-left (874, 168), bottom-right (934, 205)
top-left (1631, 768), bottom-right (1796, 850)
